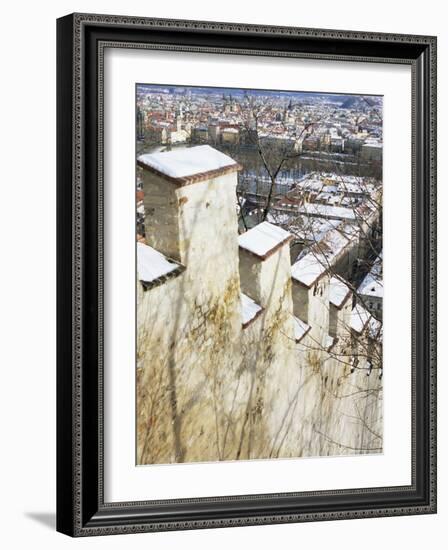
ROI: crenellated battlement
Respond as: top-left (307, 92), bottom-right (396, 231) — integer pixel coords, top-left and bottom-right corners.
top-left (136, 145), bottom-right (382, 465)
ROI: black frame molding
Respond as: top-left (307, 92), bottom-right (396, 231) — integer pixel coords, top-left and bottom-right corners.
top-left (57, 13), bottom-right (437, 537)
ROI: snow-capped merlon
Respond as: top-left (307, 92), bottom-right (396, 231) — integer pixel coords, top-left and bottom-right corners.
top-left (350, 303), bottom-right (371, 334)
top-left (293, 316), bottom-right (311, 343)
top-left (240, 293), bottom-right (263, 328)
top-left (324, 334), bottom-right (335, 351)
top-left (329, 275), bottom-right (352, 309)
top-left (291, 229), bottom-right (350, 288)
top-left (137, 242), bottom-right (183, 288)
top-left (367, 316), bottom-right (382, 341)
top-left (291, 252), bottom-right (326, 288)
top-left (137, 145), bottom-right (241, 184)
top-left (238, 221), bottom-right (292, 260)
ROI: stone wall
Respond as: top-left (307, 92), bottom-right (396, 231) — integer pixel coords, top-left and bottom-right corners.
top-left (137, 146), bottom-right (382, 465)
top-left (238, 243), bottom-right (297, 459)
top-left (263, 330), bottom-right (382, 459)
top-left (138, 167), bottom-right (246, 464)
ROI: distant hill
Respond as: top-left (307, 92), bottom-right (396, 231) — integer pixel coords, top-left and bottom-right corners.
top-left (341, 95), bottom-right (382, 109)
top-left (136, 83), bottom-right (382, 107)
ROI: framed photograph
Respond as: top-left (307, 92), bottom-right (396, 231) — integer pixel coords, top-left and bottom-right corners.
top-left (56, 13), bottom-right (437, 536)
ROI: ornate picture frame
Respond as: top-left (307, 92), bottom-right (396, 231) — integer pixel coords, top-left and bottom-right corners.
top-left (56, 13), bottom-right (437, 536)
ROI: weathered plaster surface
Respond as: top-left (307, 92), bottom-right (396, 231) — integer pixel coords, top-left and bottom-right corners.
top-left (137, 150), bottom-right (382, 465)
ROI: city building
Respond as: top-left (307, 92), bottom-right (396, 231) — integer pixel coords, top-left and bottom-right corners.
top-left (358, 252), bottom-right (383, 319)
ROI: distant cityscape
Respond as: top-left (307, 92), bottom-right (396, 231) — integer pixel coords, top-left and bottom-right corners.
top-left (136, 84), bottom-right (382, 160)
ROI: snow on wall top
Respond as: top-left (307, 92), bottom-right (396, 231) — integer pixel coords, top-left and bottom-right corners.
top-left (293, 316), bottom-right (311, 342)
top-left (367, 316), bottom-right (382, 341)
top-left (240, 293), bottom-right (263, 327)
top-left (137, 242), bottom-right (180, 284)
top-left (238, 221), bottom-right (292, 259)
top-left (324, 334), bottom-right (335, 351)
top-left (291, 252), bottom-right (327, 287)
top-left (137, 145), bottom-right (238, 180)
top-left (350, 303), bottom-right (371, 334)
top-left (291, 228), bottom-right (350, 287)
top-left (330, 276), bottom-right (351, 308)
